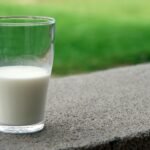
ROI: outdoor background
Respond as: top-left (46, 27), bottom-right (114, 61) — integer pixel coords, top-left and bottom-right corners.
top-left (0, 0), bottom-right (150, 76)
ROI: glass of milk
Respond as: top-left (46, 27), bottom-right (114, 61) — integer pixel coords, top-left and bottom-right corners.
top-left (0, 16), bottom-right (55, 133)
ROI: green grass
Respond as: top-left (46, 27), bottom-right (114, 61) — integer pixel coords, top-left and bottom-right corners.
top-left (1, 0), bottom-right (150, 75)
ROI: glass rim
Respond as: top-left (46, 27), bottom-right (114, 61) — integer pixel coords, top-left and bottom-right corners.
top-left (0, 16), bottom-right (55, 26)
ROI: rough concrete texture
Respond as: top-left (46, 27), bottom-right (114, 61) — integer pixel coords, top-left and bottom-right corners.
top-left (1, 64), bottom-right (150, 150)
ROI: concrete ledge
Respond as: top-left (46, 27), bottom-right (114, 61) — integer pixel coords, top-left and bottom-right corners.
top-left (1, 64), bottom-right (150, 150)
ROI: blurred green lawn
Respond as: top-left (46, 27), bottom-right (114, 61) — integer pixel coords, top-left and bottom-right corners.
top-left (1, 0), bottom-right (150, 75)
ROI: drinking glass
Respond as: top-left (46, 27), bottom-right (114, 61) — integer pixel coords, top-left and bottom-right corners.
top-left (0, 16), bottom-right (55, 133)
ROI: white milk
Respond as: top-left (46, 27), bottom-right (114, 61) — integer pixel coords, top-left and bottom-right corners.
top-left (0, 66), bottom-right (50, 126)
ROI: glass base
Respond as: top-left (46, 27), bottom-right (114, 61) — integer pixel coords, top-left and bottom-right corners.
top-left (0, 122), bottom-right (44, 134)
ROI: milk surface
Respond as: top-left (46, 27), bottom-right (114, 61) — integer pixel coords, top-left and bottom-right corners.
top-left (0, 66), bottom-right (50, 125)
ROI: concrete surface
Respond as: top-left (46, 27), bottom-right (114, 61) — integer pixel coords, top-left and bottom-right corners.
top-left (1, 64), bottom-right (150, 150)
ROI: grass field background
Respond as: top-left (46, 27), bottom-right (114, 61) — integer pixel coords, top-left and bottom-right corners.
top-left (0, 0), bottom-right (150, 75)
